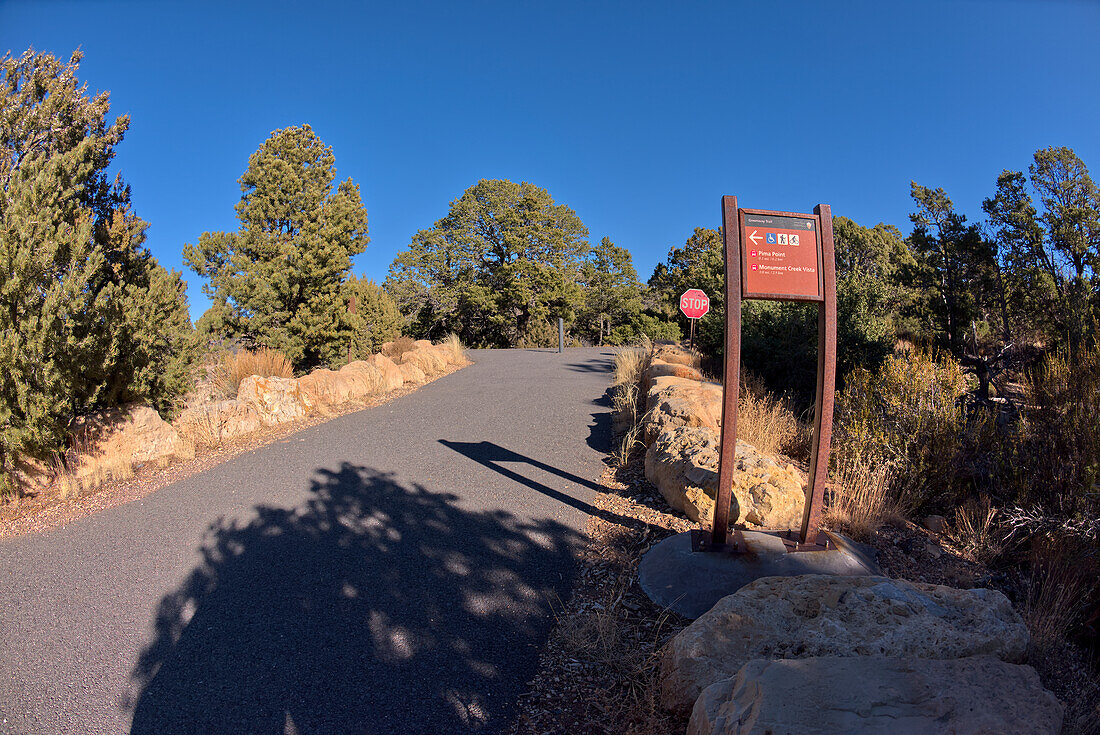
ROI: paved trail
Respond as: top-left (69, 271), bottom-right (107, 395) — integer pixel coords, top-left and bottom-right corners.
top-left (0, 348), bottom-right (615, 734)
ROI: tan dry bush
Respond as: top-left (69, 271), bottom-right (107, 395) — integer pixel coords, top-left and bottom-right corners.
top-left (737, 371), bottom-right (809, 459)
top-left (612, 336), bottom-right (653, 388)
top-left (1024, 536), bottom-right (1092, 658)
top-left (440, 333), bottom-right (467, 365)
top-left (942, 496), bottom-right (1002, 564)
top-left (211, 347), bottom-right (294, 399)
top-left (52, 429), bottom-right (139, 498)
top-left (1012, 345), bottom-right (1100, 518)
top-left (832, 348), bottom-right (970, 514)
top-left (383, 336), bottom-right (417, 362)
top-left (825, 453), bottom-right (897, 540)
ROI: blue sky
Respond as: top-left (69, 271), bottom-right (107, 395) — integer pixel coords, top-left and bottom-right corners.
top-left (3, 0), bottom-right (1098, 321)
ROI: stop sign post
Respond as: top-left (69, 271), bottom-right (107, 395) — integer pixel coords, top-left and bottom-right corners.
top-left (679, 289), bottom-right (710, 349)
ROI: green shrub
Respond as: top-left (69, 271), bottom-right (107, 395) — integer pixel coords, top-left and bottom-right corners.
top-left (0, 49), bottom-right (194, 492)
top-left (832, 348), bottom-right (972, 513)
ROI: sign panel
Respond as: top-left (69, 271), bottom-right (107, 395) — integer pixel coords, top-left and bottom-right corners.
top-left (740, 211), bottom-right (823, 301)
top-left (679, 289), bottom-right (710, 319)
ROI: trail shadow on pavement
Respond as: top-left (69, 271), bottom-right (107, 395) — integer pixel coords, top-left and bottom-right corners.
top-left (438, 441), bottom-right (640, 530)
top-left (587, 390), bottom-right (613, 453)
top-left (563, 358), bottom-right (614, 374)
top-left (125, 463), bottom-right (583, 735)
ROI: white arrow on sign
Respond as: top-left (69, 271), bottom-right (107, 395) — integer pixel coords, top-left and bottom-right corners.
top-left (749, 229), bottom-right (762, 246)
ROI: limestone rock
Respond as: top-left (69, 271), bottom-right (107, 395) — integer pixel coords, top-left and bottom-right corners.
top-left (643, 358), bottom-right (704, 392)
top-left (71, 404), bottom-right (184, 467)
top-left (688, 656), bottom-right (1062, 735)
top-left (661, 574), bottom-right (1030, 714)
top-left (364, 353), bottom-right (404, 391)
top-left (175, 400), bottom-right (263, 444)
top-left (297, 368), bottom-right (354, 406)
top-left (653, 345), bottom-right (700, 368)
top-left (238, 375), bottom-right (313, 426)
top-left (642, 377), bottom-right (724, 443)
top-left (923, 514), bottom-right (947, 534)
top-left (398, 361), bottom-right (427, 385)
top-left (644, 426), bottom-right (805, 531)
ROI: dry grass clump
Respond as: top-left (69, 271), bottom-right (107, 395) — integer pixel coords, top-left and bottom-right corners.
top-left (610, 338), bottom-right (655, 466)
top-left (382, 336), bottom-right (417, 362)
top-left (1023, 536), bottom-right (1089, 658)
top-left (542, 524), bottom-right (682, 735)
top-left (825, 453), bottom-right (897, 541)
top-left (737, 371), bottom-right (810, 459)
top-left (49, 430), bottom-right (139, 499)
top-left (613, 336), bottom-right (653, 389)
top-left (942, 496), bottom-right (1003, 564)
top-left (211, 347), bottom-right (294, 399)
top-left (176, 407), bottom-right (224, 451)
top-left (440, 333), bottom-right (467, 364)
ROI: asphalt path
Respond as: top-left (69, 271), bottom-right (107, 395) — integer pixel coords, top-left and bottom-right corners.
top-left (0, 348), bottom-right (616, 735)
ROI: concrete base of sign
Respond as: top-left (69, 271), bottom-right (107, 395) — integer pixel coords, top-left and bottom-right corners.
top-left (638, 529), bottom-right (881, 619)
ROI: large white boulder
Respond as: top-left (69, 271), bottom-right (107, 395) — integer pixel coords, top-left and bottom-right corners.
top-left (688, 656), bottom-right (1062, 735)
top-left (661, 574), bottom-right (1030, 714)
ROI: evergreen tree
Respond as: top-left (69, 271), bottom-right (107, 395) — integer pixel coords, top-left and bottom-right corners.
top-left (982, 169), bottom-right (1058, 341)
top-left (347, 276), bottom-right (403, 358)
top-left (577, 237), bottom-right (645, 345)
top-left (185, 125), bottom-right (368, 370)
top-left (906, 183), bottom-right (997, 356)
top-left (1028, 146), bottom-right (1100, 346)
top-left (647, 227), bottom-right (726, 352)
top-left (386, 179), bottom-right (589, 347)
top-left (0, 49), bottom-right (193, 487)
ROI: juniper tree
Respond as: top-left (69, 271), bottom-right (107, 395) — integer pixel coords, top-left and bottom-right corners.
top-left (0, 49), bottom-right (193, 488)
top-left (385, 179), bottom-right (588, 347)
top-left (186, 125), bottom-right (368, 370)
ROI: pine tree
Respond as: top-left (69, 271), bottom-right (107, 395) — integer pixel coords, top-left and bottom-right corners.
top-left (186, 125), bottom-right (368, 370)
top-left (347, 276), bottom-right (403, 359)
top-left (577, 237), bottom-right (645, 345)
top-left (0, 49), bottom-right (194, 488)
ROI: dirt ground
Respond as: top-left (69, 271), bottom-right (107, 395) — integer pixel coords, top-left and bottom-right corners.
top-left (508, 447), bottom-right (1099, 735)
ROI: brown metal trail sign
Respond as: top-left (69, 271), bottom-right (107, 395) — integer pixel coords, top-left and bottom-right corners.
top-left (696, 196), bottom-right (837, 553)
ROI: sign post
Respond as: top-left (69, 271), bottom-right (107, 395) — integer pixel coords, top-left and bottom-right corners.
top-left (699, 195), bottom-right (837, 553)
top-left (679, 289), bottom-right (710, 350)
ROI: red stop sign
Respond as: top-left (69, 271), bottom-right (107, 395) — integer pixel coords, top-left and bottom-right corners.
top-left (679, 289), bottom-right (710, 319)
